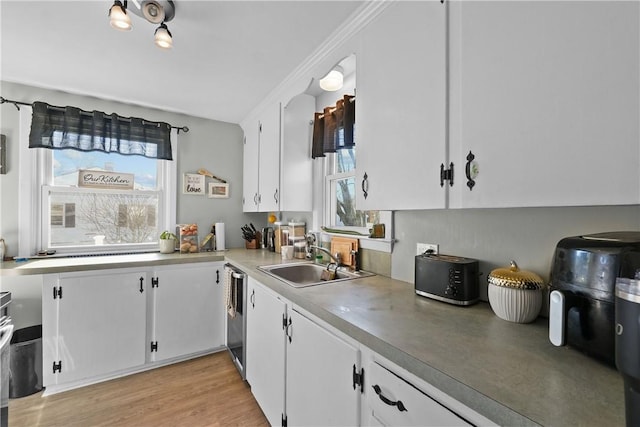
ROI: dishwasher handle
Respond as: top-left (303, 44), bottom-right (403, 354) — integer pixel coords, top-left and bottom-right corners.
top-left (0, 323), bottom-right (14, 351)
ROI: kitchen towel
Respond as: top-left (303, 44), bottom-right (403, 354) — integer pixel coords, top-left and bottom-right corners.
top-left (215, 222), bottom-right (225, 251)
top-left (224, 267), bottom-right (236, 318)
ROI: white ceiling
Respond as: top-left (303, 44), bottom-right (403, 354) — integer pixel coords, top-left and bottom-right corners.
top-left (0, 0), bottom-right (363, 124)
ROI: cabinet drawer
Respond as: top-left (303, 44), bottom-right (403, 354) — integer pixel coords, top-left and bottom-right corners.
top-left (367, 362), bottom-right (471, 427)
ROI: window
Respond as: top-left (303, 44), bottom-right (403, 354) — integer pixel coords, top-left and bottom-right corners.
top-left (18, 107), bottom-right (176, 257)
top-left (324, 129), bottom-right (383, 234)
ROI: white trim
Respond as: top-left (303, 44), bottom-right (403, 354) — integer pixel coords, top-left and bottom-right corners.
top-left (18, 106), bottom-right (38, 257)
top-left (240, 0), bottom-right (393, 129)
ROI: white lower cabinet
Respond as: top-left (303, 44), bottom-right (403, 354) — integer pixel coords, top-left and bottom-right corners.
top-left (245, 276), bottom-right (496, 427)
top-left (43, 269), bottom-right (147, 387)
top-left (246, 277), bottom-right (287, 427)
top-left (362, 352), bottom-right (495, 427)
top-left (149, 262), bottom-right (224, 362)
top-left (42, 262), bottom-right (224, 392)
top-left (286, 308), bottom-right (361, 426)
top-left (246, 277), bottom-right (362, 426)
top-left (366, 362), bottom-right (470, 427)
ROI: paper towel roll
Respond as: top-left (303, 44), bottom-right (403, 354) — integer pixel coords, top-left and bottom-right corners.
top-left (215, 222), bottom-right (225, 251)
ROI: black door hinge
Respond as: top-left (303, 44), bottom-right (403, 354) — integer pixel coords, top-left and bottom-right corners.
top-left (151, 277), bottom-right (159, 288)
top-left (282, 313), bottom-right (288, 330)
top-left (150, 341), bottom-right (158, 352)
top-left (53, 286), bottom-right (62, 299)
top-left (353, 364), bottom-right (365, 393)
top-left (281, 414), bottom-right (287, 427)
top-left (440, 162), bottom-right (454, 187)
top-left (216, 269), bottom-right (220, 284)
top-left (53, 360), bottom-right (62, 374)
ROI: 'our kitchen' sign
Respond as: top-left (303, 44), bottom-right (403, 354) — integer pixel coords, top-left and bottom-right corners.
top-left (78, 170), bottom-right (134, 190)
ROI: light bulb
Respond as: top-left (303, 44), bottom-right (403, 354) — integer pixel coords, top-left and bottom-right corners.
top-left (109, 1), bottom-right (132, 31)
top-left (154, 23), bottom-right (173, 49)
top-left (319, 67), bottom-right (344, 91)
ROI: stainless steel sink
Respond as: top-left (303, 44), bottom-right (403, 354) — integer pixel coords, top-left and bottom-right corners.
top-left (258, 262), bottom-right (373, 288)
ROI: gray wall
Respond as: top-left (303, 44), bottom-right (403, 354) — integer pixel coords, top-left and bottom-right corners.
top-left (0, 81), bottom-right (260, 254)
top-left (393, 206), bottom-right (640, 301)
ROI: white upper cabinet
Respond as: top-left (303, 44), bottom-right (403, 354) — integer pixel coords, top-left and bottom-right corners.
top-left (280, 93), bottom-right (315, 212)
top-left (243, 103), bottom-right (281, 212)
top-left (448, 1), bottom-right (640, 208)
top-left (356, 0), bottom-right (447, 210)
top-left (258, 103), bottom-right (282, 212)
top-left (242, 120), bottom-right (260, 212)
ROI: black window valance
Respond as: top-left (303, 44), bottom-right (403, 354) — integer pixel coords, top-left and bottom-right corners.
top-left (312, 95), bottom-right (355, 159)
top-left (29, 101), bottom-right (173, 160)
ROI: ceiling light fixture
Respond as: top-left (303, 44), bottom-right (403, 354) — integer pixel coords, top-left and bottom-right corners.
top-left (154, 23), bottom-right (173, 49)
top-left (108, 0), bottom-right (175, 49)
top-left (109, 0), bottom-right (132, 31)
top-left (319, 66), bottom-right (344, 92)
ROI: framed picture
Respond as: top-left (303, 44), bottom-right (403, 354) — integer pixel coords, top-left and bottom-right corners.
top-left (208, 182), bottom-right (229, 198)
top-left (183, 173), bottom-right (205, 195)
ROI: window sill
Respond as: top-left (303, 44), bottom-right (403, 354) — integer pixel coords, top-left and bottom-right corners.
top-left (320, 231), bottom-right (394, 253)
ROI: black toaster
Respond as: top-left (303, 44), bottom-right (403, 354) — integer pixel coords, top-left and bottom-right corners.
top-left (415, 253), bottom-right (480, 306)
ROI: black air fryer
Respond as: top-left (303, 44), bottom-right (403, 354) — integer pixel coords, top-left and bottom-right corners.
top-left (615, 274), bottom-right (640, 427)
top-left (548, 231), bottom-right (640, 366)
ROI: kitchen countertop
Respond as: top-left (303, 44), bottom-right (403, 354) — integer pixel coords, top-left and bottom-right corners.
top-left (223, 249), bottom-right (624, 427)
top-left (0, 249), bottom-right (624, 426)
top-left (0, 251), bottom-right (225, 276)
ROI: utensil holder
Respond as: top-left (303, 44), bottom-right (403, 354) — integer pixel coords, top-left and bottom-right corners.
top-left (245, 238), bottom-right (259, 249)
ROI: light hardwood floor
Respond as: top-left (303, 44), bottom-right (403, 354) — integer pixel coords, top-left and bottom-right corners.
top-left (9, 352), bottom-right (269, 427)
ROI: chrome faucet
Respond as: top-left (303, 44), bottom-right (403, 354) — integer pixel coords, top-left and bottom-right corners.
top-left (309, 245), bottom-right (342, 266)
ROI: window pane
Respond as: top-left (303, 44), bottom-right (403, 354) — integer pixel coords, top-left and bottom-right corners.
top-left (48, 190), bottom-right (159, 247)
top-left (336, 148), bottom-right (355, 173)
top-left (53, 150), bottom-right (158, 189)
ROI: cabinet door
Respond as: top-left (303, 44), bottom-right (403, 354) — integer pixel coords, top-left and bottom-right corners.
top-left (151, 263), bottom-right (224, 362)
top-left (243, 122), bottom-right (260, 212)
top-left (246, 277), bottom-right (286, 426)
top-left (280, 93), bottom-right (315, 212)
top-left (286, 308), bottom-right (360, 426)
top-left (448, 1), bottom-right (640, 208)
top-left (258, 102), bottom-right (282, 212)
top-left (356, 0), bottom-right (447, 210)
top-left (50, 270), bottom-right (146, 385)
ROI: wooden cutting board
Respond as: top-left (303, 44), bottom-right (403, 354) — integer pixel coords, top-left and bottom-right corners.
top-left (330, 237), bottom-right (359, 268)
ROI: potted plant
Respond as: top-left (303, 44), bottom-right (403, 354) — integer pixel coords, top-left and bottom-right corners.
top-left (159, 230), bottom-right (177, 254)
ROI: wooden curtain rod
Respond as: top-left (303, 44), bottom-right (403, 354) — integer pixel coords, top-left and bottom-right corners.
top-left (0, 96), bottom-right (190, 133)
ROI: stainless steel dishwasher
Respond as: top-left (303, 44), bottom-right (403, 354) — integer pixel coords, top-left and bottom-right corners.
top-left (224, 264), bottom-right (247, 380)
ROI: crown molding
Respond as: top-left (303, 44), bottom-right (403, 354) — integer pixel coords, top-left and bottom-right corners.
top-left (240, 0), bottom-right (394, 128)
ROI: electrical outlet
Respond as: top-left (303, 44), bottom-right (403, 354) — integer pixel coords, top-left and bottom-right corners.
top-left (416, 243), bottom-right (439, 255)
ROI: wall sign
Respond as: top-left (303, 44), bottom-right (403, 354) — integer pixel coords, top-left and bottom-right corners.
top-left (78, 170), bottom-right (134, 190)
top-left (183, 173), bottom-right (205, 195)
top-left (208, 182), bottom-right (229, 198)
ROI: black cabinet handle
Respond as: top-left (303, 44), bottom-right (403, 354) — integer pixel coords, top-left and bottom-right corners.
top-left (361, 172), bottom-right (369, 199)
top-left (274, 188), bottom-right (279, 204)
top-left (216, 269), bottom-right (220, 284)
top-left (139, 277), bottom-right (144, 293)
top-left (465, 151), bottom-right (476, 191)
top-left (372, 384), bottom-right (407, 412)
top-left (286, 317), bottom-right (292, 343)
top-left (250, 289), bottom-right (255, 308)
